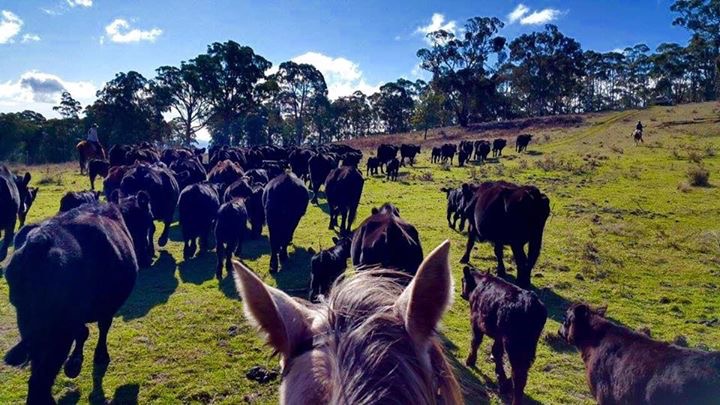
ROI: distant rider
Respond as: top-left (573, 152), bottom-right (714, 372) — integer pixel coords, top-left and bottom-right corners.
top-left (636, 121), bottom-right (644, 133)
top-left (87, 123), bottom-right (103, 154)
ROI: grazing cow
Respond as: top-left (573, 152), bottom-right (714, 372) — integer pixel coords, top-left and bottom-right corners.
top-left (0, 166), bottom-right (37, 261)
top-left (325, 166), bottom-right (364, 234)
top-left (215, 199), bottom-right (248, 280)
top-left (208, 159), bottom-right (244, 192)
top-left (460, 181), bottom-right (550, 288)
top-left (309, 236), bottom-right (351, 301)
top-left (559, 303), bottom-right (720, 404)
top-left (475, 140), bottom-right (491, 163)
top-left (232, 240), bottom-right (462, 405)
top-left (170, 156), bottom-right (207, 190)
top-left (88, 159), bottom-right (110, 191)
top-left (102, 165), bottom-right (130, 199)
top-left (441, 143), bottom-right (457, 164)
top-left (309, 153), bottom-right (336, 204)
top-left (386, 158), bottom-right (400, 181)
top-left (366, 157), bottom-right (380, 176)
top-left (178, 182), bottom-right (221, 259)
top-left (441, 186), bottom-right (466, 230)
top-left (263, 173), bottom-right (309, 272)
top-left (3, 193), bottom-right (153, 404)
top-left (224, 178), bottom-right (264, 238)
top-left (59, 191), bottom-right (100, 213)
top-left (377, 144), bottom-right (399, 172)
top-left (399, 144), bottom-right (421, 166)
top-left (462, 267), bottom-right (547, 405)
top-left (516, 134), bottom-right (533, 153)
top-left (493, 138), bottom-right (508, 157)
top-left (350, 203), bottom-right (423, 276)
top-left (120, 163), bottom-right (179, 247)
top-left (431, 146), bottom-right (442, 163)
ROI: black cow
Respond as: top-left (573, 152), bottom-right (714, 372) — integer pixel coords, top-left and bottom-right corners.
top-left (170, 156), bottom-right (207, 190)
top-left (493, 139), bottom-right (508, 157)
top-left (460, 141), bottom-right (474, 160)
top-left (3, 193), bottom-right (153, 404)
top-left (325, 166), bottom-right (364, 234)
top-left (431, 146), bottom-right (442, 163)
top-left (215, 198), bottom-right (248, 280)
top-left (0, 166), bottom-right (37, 261)
top-left (263, 173), bottom-right (309, 272)
top-left (224, 178), bottom-right (265, 238)
top-left (475, 140), bottom-right (491, 163)
top-left (441, 186), bottom-right (466, 230)
top-left (376, 144), bottom-right (399, 172)
top-left (441, 143), bottom-right (457, 164)
top-left (400, 144), bottom-right (421, 166)
top-left (309, 153), bottom-right (336, 204)
top-left (208, 159), bottom-right (244, 192)
top-left (289, 148), bottom-right (314, 181)
top-left (244, 169), bottom-right (270, 186)
top-left (559, 303), bottom-right (720, 404)
top-left (120, 163), bottom-right (179, 247)
top-left (59, 191), bottom-right (100, 213)
top-left (366, 157), bottom-right (380, 176)
top-left (462, 267), bottom-right (547, 405)
top-left (516, 134), bottom-right (533, 153)
top-left (102, 165), bottom-right (130, 200)
top-left (386, 158), bottom-right (400, 181)
top-left (108, 144), bottom-right (132, 167)
top-left (178, 182), bottom-right (221, 259)
top-left (460, 181), bottom-right (550, 288)
top-left (309, 236), bottom-right (352, 301)
top-left (458, 149), bottom-right (471, 167)
top-left (350, 203), bottom-right (423, 276)
top-left (88, 159), bottom-right (110, 191)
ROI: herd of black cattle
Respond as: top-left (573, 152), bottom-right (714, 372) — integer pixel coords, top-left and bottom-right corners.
top-left (0, 133), bottom-right (719, 404)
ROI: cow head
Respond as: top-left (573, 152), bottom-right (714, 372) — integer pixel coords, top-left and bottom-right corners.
top-left (111, 190), bottom-right (155, 268)
top-left (558, 303), bottom-right (607, 346)
top-left (371, 203), bottom-right (400, 216)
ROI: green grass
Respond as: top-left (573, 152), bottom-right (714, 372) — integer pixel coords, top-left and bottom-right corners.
top-left (1, 102), bottom-right (719, 404)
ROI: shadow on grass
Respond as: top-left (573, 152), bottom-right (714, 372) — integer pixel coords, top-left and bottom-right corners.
top-left (57, 362), bottom-right (139, 405)
top-left (118, 251), bottom-right (178, 321)
top-left (241, 234), bottom-right (270, 261)
top-left (525, 150), bottom-right (544, 156)
top-left (178, 252), bottom-right (217, 285)
top-left (270, 246), bottom-right (313, 298)
top-left (316, 200), bottom-right (331, 216)
top-left (439, 334), bottom-right (490, 403)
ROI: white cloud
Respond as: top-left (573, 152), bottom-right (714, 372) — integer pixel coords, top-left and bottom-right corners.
top-left (0, 71), bottom-right (96, 117)
top-left (507, 4), bottom-right (530, 24)
top-left (105, 19), bottom-right (162, 43)
top-left (520, 8), bottom-right (561, 25)
top-left (415, 13), bottom-right (457, 45)
top-left (290, 52), bottom-right (380, 99)
top-left (0, 10), bottom-right (23, 44)
top-left (66, 0), bottom-right (93, 7)
top-left (22, 33), bottom-right (40, 43)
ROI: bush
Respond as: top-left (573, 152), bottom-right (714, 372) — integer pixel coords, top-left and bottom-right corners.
top-left (677, 182), bottom-right (692, 193)
top-left (687, 150), bottom-right (704, 163)
top-left (687, 165), bottom-right (710, 187)
top-left (705, 145), bottom-right (717, 157)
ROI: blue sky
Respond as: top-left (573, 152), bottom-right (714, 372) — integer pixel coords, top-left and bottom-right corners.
top-left (0, 0), bottom-right (692, 125)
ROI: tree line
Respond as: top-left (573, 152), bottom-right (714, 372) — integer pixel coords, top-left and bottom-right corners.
top-left (1, 0), bottom-right (717, 164)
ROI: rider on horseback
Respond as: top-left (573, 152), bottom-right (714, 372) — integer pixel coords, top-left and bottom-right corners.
top-left (87, 123), bottom-right (103, 154)
top-left (636, 121), bottom-right (644, 133)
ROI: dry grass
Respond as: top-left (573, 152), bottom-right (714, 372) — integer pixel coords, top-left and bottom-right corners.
top-left (687, 165), bottom-right (711, 187)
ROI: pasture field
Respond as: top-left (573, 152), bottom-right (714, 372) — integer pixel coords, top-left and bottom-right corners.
top-left (1, 102), bottom-right (719, 404)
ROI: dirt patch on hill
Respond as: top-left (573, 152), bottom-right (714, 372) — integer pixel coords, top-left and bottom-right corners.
top-left (467, 115), bottom-right (585, 132)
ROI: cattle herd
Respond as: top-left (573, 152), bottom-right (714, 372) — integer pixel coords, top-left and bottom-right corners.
top-left (0, 132), bottom-right (718, 404)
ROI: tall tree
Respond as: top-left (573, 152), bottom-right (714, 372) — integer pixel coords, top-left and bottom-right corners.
top-left (412, 86), bottom-right (449, 139)
top-left (53, 91), bottom-right (82, 120)
top-left (372, 80), bottom-right (416, 134)
top-left (272, 61), bottom-right (328, 144)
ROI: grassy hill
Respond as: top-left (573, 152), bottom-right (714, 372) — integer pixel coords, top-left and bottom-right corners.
top-left (1, 102), bottom-right (719, 404)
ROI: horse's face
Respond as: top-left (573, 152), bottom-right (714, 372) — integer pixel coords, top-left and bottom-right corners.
top-left (233, 241), bottom-right (461, 405)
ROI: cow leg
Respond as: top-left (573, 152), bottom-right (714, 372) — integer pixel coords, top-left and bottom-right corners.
top-left (495, 244), bottom-right (507, 277)
top-left (465, 325), bottom-right (484, 367)
top-left (28, 335), bottom-right (74, 405)
top-left (509, 357), bottom-right (530, 405)
top-left (492, 339), bottom-right (509, 390)
top-left (63, 325), bottom-right (89, 378)
top-left (510, 243), bottom-right (529, 288)
top-left (89, 173), bottom-right (96, 190)
top-left (94, 317), bottom-right (112, 364)
top-left (340, 209), bottom-right (348, 234)
top-left (458, 213), bottom-right (466, 232)
top-left (328, 206), bottom-right (337, 230)
top-left (158, 219), bottom-right (171, 247)
top-left (460, 231), bottom-right (476, 264)
top-left (447, 207), bottom-right (454, 229)
top-left (0, 225), bottom-right (11, 261)
top-left (216, 241), bottom-right (225, 280)
top-left (199, 228), bottom-right (211, 253)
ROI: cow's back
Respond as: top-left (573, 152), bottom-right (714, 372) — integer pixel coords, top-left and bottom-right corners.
top-left (351, 214), bottom-right (423, 275)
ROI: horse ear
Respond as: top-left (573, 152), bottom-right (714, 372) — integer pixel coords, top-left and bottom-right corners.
top-left (396, 240), bottom-right (453, 345)
top-left (232, 260), bottom-right (313, 357)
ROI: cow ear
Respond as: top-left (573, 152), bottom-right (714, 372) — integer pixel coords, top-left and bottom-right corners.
top-left (396, 240), bottom-right (453, 345)
top-left (136, 191), bottom-right (150, 209)
top-left (232, 260), bottom-right (313, 357)
top-left (109, 190), bottom-right (121, 204)
top-left (572, 303), bottom-right (590, 321)
top-left (22, 172), bottom-right (31, 186)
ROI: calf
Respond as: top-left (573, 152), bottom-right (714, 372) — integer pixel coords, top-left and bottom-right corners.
top-left (3, 193), bottom-right (153, 404)
top-left (462, 267), bottom-right (547, 405)
top-left (350, 203), bottom-right (423, 276)
top-left (325, 166), bottom-right (364, 234)
top-left (431, 147), bottom-right (442, 163)
top-left (215, 198), bottom-right (248, 280)
top-left (309, 236), bottom-right (351, 301)
top-left (475, 141), bottom-right (491, 163)
top-left (366, 157), bottom-right (380, 176)
top-left (441, 186), bottom-right (465, 230)
top-left (263, 173), bottom-right (309, 272)
top-left (376, 144), bottom-right (399, 172)
top-left (88, 159), bottom-right (110, 190)
top-left (59, 191), bottom-right (100, 213)
top-left (399, 144), bottom-right (421, 166)
top-left (224, 178), bottom-right (264, 238)
top-left (441, 143), bottom-right (457, 164)
top-left (559, 303), bottom-right (720, 404)
top-left (493, 138), bottom-right (507, 157)
top-left (0, 166), bottom-right (37, 261)
top-left (516, 134), bottom-right (533, 153)
top-left (460, 181), bottom-right (550, 288)
top-left (178, 182), bottom-right (221, 259)
top-left (386, 158), bottom-right (400, 181)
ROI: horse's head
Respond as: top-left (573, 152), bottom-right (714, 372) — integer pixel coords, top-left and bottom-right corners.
top-left (233, 240), bottom-right (461, 404)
